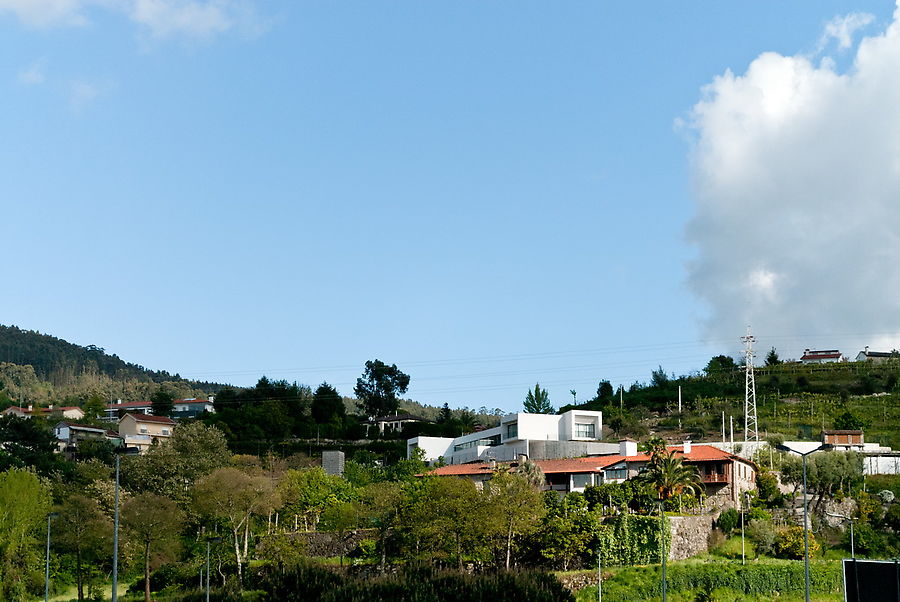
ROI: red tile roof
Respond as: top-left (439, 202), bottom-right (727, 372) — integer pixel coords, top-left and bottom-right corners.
top-left (6, 406), bottom-right (81, 415)
top-left (106, 401), bottom-right (152, 409)
top-left (120, 413), bottom-right (175, 425)
top-left (425, 444), bottom-right (750, 477)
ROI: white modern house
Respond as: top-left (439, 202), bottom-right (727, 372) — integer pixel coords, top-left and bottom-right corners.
top-left (408, 409), bottom-right (609, 465)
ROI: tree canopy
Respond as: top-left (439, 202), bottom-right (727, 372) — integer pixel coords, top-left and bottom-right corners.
top-left (523, 383), bottom-right (554, 414)
top-left (354, 360), bottom-right (410, 418)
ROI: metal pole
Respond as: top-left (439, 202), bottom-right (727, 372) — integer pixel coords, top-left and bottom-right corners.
top-left (660, 501), bottom-right (667, 602)
top-left (803, 453), bottom-right (811, 602)
top-left (741, 497), bottom-right (745, 565)
top-left (598, 549), bottom-right (602, 602)
top-left (44, 513), bottom-right (55, 602)
top-left (206, 540), bottom-right (211, 602)
top-left (113, 454), bottom-right (120, 602)
top-left (850, 520), bottom-right (855, 560)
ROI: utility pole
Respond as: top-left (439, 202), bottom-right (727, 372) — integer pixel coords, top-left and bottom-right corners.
top-left (742, 326), bottom-right (759, 444)
top-left (730, 415), bottom-right (734, 453)
top-left (721, 411), bottom-right (726, 444)
top-left (677, 386), bottom-right (682, 430)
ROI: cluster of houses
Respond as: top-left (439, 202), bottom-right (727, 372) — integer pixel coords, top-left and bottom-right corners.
top-left (1, 397), bottom-right (215, 456)
top-left (800, 346), bottom-right (899, 364)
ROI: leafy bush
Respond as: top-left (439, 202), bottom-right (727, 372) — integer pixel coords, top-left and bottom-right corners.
top-left (774, 525), bottom-right (820, 559)
top-left (746, 519), bottom-right (777, 557)
top-left (717, 508), bottom-right (739, 534)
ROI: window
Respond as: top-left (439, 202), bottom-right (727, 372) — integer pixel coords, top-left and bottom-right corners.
top-left (572, 473), bottom-right (592, 489)
top-left (453, 435), bottom-right (500, 452)
top-left (574, 423), bottom-right (595, 438)
top-left (161, 428), bottom-right (170, 436)
top-left (139, 427), bottom-right (148, 434)
top-left (605, 469), bottom-right (627, 481)
top-left (505, 422), bottom-right (518, 439)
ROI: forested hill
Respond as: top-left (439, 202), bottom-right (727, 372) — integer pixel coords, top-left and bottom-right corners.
top-left (0, 324), bottom-right (222, 391)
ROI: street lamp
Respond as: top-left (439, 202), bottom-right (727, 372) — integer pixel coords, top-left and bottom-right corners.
top-left (44, 511), bottom-right (59, 602)
top-left (777, 443), bottom-right (826, 602)
top-left (206, 536), bottom-right (222, 602)
top-left (112, 446), bottom-right (140, 602)
top-left (825, 511), bottom-right (856, 559)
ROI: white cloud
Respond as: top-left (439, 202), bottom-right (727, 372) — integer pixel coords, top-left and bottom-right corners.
top-left (685, 1), bottom-right (900, 356)
top-left (18, 60), bottom-right (46, 85)
top-left (0, 0), bottom-right (264, 40)
top-left (69, 80), bottom-right (106, 111)
top-left (0, 0), bottom-right (96, 27)
top-left (819, 12), bottom-right (875, 51)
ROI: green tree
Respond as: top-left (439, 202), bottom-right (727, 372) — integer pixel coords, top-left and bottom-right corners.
top-left (54, 495), bottom-right (112, 602)
top-left (121, 421), bottom-right (231, 505)
top-left (359, 481), bottom-right (405, 570)
top-left (595, 380), bottom-right (614, 402)
top-left (765, 347), bottom-right (782, 366)
top-left (121, 493), bottom-right (184, 602)
top-left (537, 492), bottom-right (597, 570)
top-left (0, 468), bottom-right (52, 601)
top-left (650, 366), bottom-right (670, 388)
top-left (278, 467), bottom-right (353, 532)
top-left (834, 410), bottom-right (869, 431)
top-left (638, 449), bottom-right (703, 502)
top-left (704, 355), bottom-right (737, 376)
top-left (354, 360), bottom-right (410, 418)
top-left (320, 501), bottom-right (359, 566)
top-left (194, 467), bottom-right (277, 584)
top-left (0, 414), bottom-right (64, 476)
top-left (150, 385), bottom-right (174, 417)
top-left (523, 383), bottom-right (554, 414)
top-left (311, 382), bottom-right (345, 424)
top-left (484, 472), bottom-right (545, 569)
top-left (82, 393), bottom-right (107, 421)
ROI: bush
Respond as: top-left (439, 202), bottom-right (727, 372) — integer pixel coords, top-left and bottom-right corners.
top-left (746, 519), bottom-right (777, 557)
top-left (774, 525), bottom-right (820, 559)
top-left (717, 508), bottom-right (739, 535)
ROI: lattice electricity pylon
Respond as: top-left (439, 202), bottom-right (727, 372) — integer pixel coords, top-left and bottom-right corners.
top-left (741, 326), bottom-right (759, 443)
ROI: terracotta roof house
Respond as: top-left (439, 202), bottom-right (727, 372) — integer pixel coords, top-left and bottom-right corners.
top-left (800, 349), bottom-right (843, 364)
top-left (117, 413), bottom-right (175, 454)
top-left (2, 405), bottom-right (85, 420)
top-left (104, 400), bottom-right (153, 421)
top-left (426, 439), bottom-right (757, 508)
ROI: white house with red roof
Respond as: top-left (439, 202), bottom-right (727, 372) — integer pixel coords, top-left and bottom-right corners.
top-left (104, 397), bottom-right (215, 421)
top-left (426, 439), bottom-right (757, 507)
top-left (800, 349), bottom-right (844, 364)
top-left (2, 404), bottom-right (85, 420)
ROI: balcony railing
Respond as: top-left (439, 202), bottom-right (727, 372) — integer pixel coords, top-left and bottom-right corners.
top-left (702, 473), bottom-right (729, 483)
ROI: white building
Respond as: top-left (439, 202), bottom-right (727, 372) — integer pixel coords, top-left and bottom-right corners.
top-left (407, 409), bottom-right (609, 464)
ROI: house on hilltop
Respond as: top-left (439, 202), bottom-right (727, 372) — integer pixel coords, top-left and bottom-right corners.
top-left (800, 349), bottom-right (844, 364)
top-left (117, 413), bottom-right (175, 454)
top-left (2, 405), bottom-right (85, 420)
top-left (54, 422), bottom-right (123, 458)
top-left (855, 347), bottom-right (897, 363)
top-left (408, 409), bottom-right (608, 465)
top-left (425, 439), bottom-right (756, 508)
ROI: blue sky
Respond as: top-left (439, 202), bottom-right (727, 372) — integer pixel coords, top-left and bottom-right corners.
top-left (2, 1), bottom-right (898, 412)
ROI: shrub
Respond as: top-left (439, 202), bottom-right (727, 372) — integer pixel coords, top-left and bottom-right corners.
top-left (774, 525), bottom-right (820, 559)
top-left (746, 519), bottom-right (777, 557)
top-left (717, 508), bottom-right (739, 535)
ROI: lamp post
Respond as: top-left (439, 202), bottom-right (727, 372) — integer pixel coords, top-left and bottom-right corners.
top-left (659, 500), bottom-right (667, 602)
top-left (112, 446), bottom-right (139, 602)
top-left (777, 444), bottom-right (825, 602)
top-left (825, 511), bottom-right (855, 559)
top-left (206, 536), bottom-right (222, 602)
top-left (44, 511), bottom-right (59, 602)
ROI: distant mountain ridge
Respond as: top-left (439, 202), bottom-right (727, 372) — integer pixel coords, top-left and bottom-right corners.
top-left (0, 324), bottom-right (222, 391)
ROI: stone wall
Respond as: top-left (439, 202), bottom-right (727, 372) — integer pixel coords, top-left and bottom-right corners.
top-left (294, 529), bottom-right (375, 557)
top-left (668, 515), bottom-right (714, 561)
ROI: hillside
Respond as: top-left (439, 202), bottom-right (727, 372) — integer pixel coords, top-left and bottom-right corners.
top-left (0, 325), bottom-right (223, 407)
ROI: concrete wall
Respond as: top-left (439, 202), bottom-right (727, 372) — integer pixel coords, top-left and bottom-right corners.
top-left (528, 440), bottom-right (619, 460)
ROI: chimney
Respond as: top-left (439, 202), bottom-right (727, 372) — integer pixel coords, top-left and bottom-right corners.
top-left (683, 440), bottom-right (692, 454)
top-left (116, 399), bottom-right (122, 405)
top-left (489, 458), bottom-right (497, 470)
top-left (619, 438), bottom-right (637, 457)
top-left (517, 453), bottom-right (528, 464)
top-left (27, 404), bottom-right (33, 412)
top-left (48, 404), bottom-right (54, 410)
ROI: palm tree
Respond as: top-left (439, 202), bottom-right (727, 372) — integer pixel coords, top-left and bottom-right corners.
top-left (638, 448), bottom-right (703, 602)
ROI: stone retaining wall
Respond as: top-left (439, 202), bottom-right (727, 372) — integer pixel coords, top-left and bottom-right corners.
top-left (668, 514), bottom-right (714, 560)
